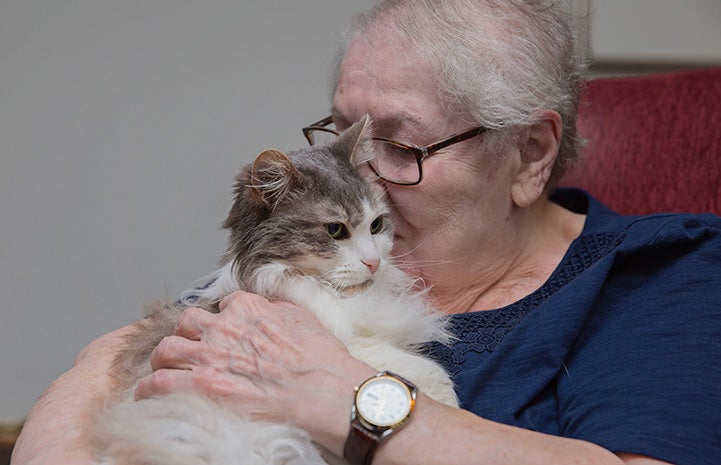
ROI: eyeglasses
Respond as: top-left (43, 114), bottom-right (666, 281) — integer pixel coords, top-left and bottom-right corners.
top-left (302, 116), bottom-right (489, 186)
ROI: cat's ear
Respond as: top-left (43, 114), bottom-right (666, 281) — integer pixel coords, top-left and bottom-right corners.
top-left (248, 149), bottom-right (300, 208)
top-left (334, 114), bottom-right (375, 166)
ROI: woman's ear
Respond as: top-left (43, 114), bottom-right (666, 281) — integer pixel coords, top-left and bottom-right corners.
top-left (510, 110), bottom-right (562, 208)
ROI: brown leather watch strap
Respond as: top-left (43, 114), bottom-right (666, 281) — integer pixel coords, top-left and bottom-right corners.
top-left (343, 419), bottom-right (380, 465)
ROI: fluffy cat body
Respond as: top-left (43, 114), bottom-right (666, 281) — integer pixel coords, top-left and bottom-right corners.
top-left (93, 118), bottom-right (458, 465)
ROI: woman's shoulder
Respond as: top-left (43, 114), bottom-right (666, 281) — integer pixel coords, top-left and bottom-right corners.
top-left (553, 187), bottom-right (721, 245)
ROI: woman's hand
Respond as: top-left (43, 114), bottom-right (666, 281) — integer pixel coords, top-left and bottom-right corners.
top-left (134, 291), bottom-right (375, 455)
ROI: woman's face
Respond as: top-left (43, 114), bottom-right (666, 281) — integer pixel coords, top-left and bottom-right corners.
top-left (331, 36), bottom-right (521, 291)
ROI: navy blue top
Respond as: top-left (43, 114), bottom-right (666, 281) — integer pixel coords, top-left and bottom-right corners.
top-left (427, 188), bottom-right (721, 465)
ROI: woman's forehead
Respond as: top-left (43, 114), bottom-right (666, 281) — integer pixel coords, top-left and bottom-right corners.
top-left (333, 38), bottom-right (442, 117)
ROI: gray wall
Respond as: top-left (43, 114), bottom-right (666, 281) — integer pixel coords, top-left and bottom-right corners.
top-left (590, 0), bottom-right (721, 65)
top-left (0, 0), bottom-right (374, 424)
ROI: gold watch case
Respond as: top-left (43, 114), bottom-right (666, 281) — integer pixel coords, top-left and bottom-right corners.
top-left (353, 372), bottom-right (417, 432)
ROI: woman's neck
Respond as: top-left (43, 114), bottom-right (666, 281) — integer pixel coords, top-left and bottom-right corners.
top-left (430, 201), bottom-right (586, 314)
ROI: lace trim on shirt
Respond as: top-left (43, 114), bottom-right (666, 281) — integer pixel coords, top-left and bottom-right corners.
top-left (425, 232), bottom-right (624, 375)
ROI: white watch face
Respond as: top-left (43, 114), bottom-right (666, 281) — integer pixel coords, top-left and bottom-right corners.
top-left (356, 377), bottom-right (413, 427)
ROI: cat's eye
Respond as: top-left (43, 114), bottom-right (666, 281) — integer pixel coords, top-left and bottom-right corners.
top-left (326, 223), bottom-right (349, 240)
top-left (370, 217), bottom-right (384, 235)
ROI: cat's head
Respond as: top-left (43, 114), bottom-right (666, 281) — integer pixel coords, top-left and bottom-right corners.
top-left (223, 116), bottom-right (393, 295)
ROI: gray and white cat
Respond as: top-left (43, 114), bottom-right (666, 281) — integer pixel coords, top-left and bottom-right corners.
top-left (92, 117), bottom-right (458, 465)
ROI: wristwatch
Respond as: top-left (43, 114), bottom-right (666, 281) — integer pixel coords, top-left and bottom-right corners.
top-left (343, 371), bottom-right (418, 465)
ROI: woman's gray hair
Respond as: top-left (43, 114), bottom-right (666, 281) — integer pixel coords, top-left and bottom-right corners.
top-left (330, 0), bottom-right (587, 184)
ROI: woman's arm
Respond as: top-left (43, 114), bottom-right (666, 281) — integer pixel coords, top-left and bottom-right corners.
top-left (364, 395), bottom-right (668, 465)
top-left (12, 325), bottom-right (136, 465)
top-left (135, 291), bottom-right (670, 465)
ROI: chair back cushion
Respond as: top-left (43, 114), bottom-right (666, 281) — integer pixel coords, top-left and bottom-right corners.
top-left (560, 67), bottom-right (721, 215)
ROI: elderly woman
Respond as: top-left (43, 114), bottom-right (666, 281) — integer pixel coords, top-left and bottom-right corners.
top-left (14, 1), bottom-right (721, 465)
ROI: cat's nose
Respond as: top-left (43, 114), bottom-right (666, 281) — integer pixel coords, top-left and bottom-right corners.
top-left (362, 257), bottom-right (380, 274)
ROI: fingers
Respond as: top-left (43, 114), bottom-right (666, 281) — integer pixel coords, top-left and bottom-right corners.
top-left (150, 335), bottom-right (204, 371)
top-left (219, 290), bottom-right (270, 313)
top-left (174, 306), bottom-right (214, 340)
top-left (219, 291), bottom-right (310, 328)
top-left (137, 346), bottom-right (261, 401)
top-left (134, 368), bottom-right (195, 400)
top-left (150, 332), bottom-right (261, 373)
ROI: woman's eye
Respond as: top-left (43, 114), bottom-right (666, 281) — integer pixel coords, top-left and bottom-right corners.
top-left (326, 223), bottom-right (349, 240)
top-left (370, 217), bottom-right (383, 234)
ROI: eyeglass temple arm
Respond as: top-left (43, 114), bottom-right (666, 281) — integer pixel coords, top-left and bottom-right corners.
top-left (426, 127), bottom-right (489, 153)
top-left (306, 115), bottom-right (334, 128)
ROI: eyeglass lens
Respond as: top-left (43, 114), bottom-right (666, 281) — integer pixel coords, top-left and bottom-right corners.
top-left (305, 128), bottom-right (338, 146)
top-left (368, 141), bottom-right (420, 184)
top-left (305, 128), bottom-right (421, 184)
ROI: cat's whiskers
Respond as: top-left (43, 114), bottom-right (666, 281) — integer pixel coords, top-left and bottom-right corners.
top-left (317, 265), bottom-right (375, 296)
top-left (389, 256), bottom-right (462, 288)
top-left (391, 255), bottom-right (462, 272)
top-left (389, 234), bottom-right (444, 262)
top-left (389, 236), bottom-right (462, 270)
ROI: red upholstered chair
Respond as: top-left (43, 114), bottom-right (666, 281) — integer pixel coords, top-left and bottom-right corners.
top-left (560, 67), bottom-right (721, 215)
